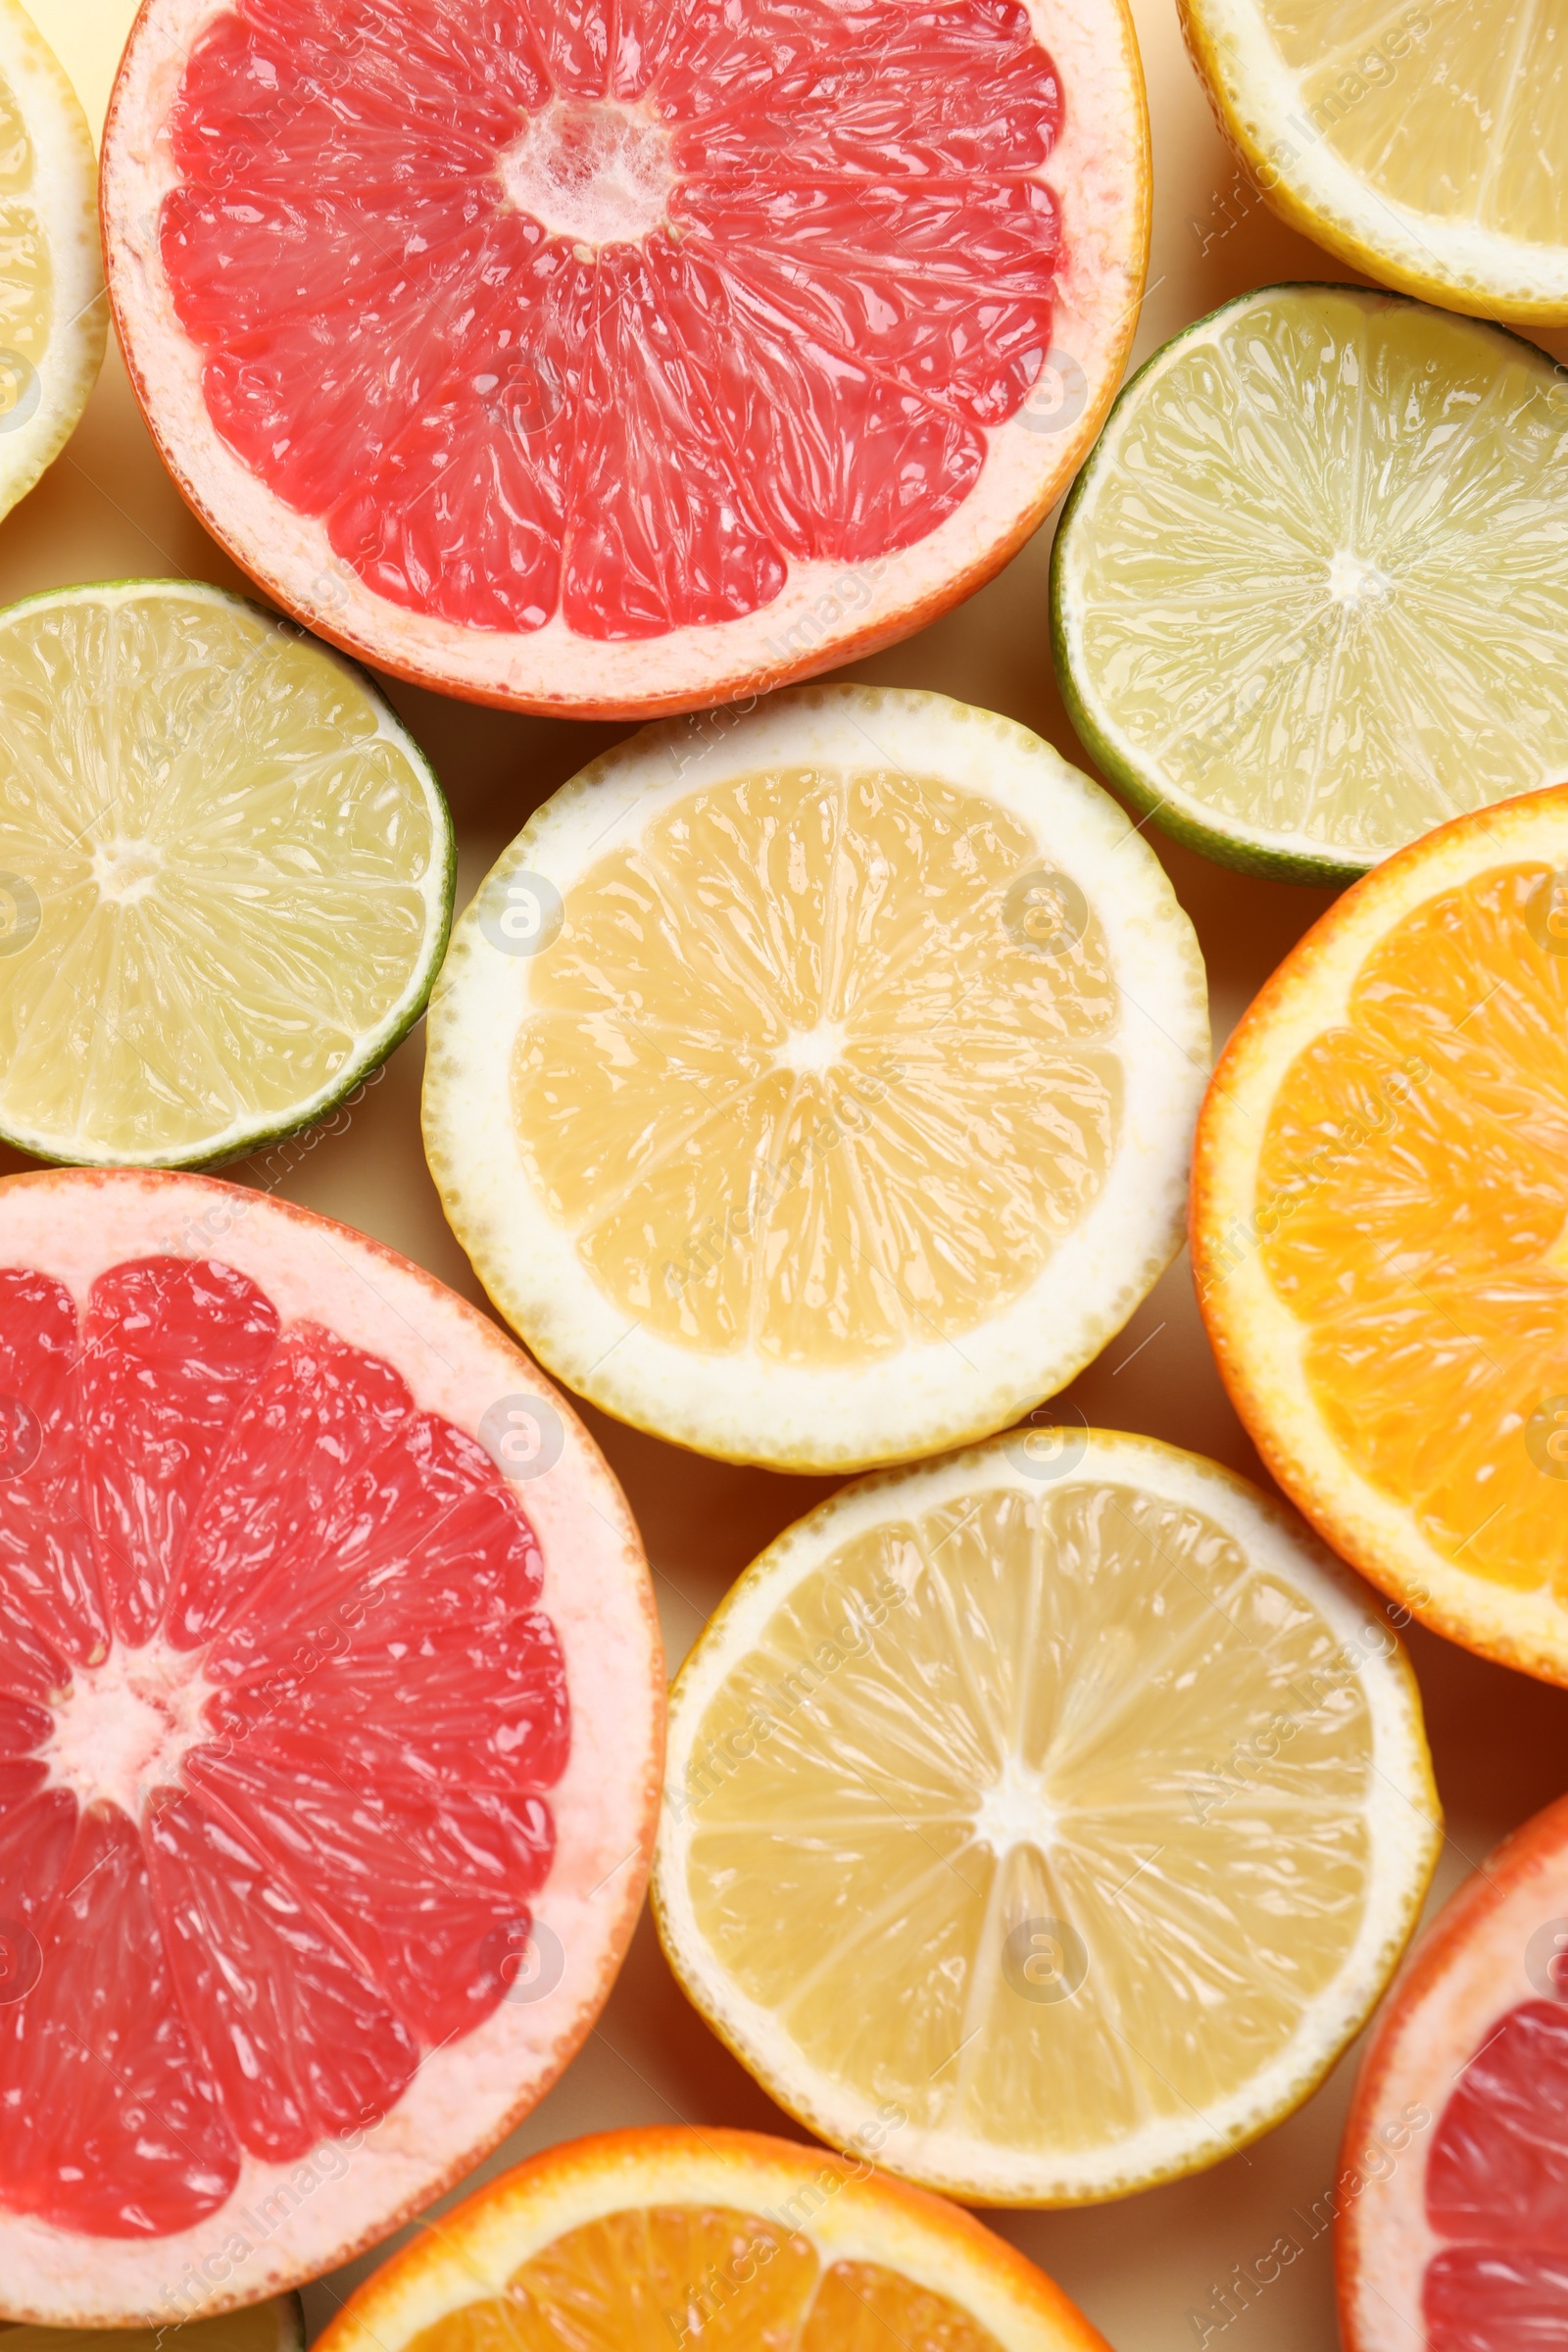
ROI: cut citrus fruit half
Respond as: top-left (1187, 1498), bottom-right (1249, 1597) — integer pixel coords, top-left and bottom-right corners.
top-left (0, 1168), bottom-right (662, 2325)
top-left (0, 579), bottom-right (453, 1169)
top-left (422, 685), bottom-right (1208, 1473)
top-left (1337, 1791), bottom-right (1568, 2352)
top-left (100, 0), bottom-right (1149, 718)
top-left (0, 0), bottom-right (103, 523)
top-left (310, 2126), bottom-right (1108, 2352)
top-left (4, 2291), bottom-right (304, 2347)
top-left (1195, 782), bottom-right (1568, 1683)
top-left (1053, 285), bottom-right (1568, 885)
top-left (653, 1429), bottom-right (1440, 2204)
top-left (1181, 0), bottom-right (1568, 322)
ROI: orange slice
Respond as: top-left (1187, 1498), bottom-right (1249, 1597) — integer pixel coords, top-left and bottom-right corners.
top-left (1194, 783), bottom-right (1568, 1682)
top-left (309, 2128), bottom-right (1108, 2352)
top-left (1337, 1792), bottom-right (1568, 2352)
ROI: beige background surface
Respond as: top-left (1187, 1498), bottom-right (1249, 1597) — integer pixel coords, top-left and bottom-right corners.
top-left (9, 4), bottom-right (1568, 2344)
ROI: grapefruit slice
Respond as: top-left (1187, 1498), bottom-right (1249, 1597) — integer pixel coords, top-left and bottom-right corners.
top-left (422, 686), bottom-right (1208, 1472)
top-left (310, 2127), bottom-right (1110, 2352)
top-left (100, 0), bottom-right (1149, 718)
top-left (0, 1168), bottom-right (662, 2326)
top-left (653, 1430), bottom-right (1439, 2204)
top-left (1193, 782), bottom-right (1568, 1684)
top-left (0, 0), bottom-right (104, 524)
top-left (1337, 1792), bottom-right (1568, 2352)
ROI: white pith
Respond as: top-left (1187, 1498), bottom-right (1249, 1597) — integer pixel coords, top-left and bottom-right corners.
top-left (1183, 0), bottom-right (1568, 318)
top-left (421, 687), bottom-right (1210, 1473)
top-left (101, 0), bottom-right (1150, 717)
top-left (314, 2132), bottom-right (1105, 2352)
top-left (0, 0), bottom-right (104, 524)
top-left (653, 1431), bottom-right (1440, 2204)
top-left (1195, 787), bottom-right (1568, 1683)
top-left (0, 1169), bottom-right (662, 2328)
top-left (40, 1638), bottom-right (217, 1818)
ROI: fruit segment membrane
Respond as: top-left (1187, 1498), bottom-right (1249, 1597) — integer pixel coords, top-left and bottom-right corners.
top-left (1257, 862), bottom-right (1568, 1593)
top-left (402, 2203), bottom-right (1004, 2351)
top-left (0, 1256), bottom-right (569, 2238)
top-left (677, 1480), bottom-right (1373, 2147)
top-left (1424, 1998), bottom-right (1568, 2348)
top-left (159, 0), bottom-right (1062, 641)
top-left (512, 765), bottom-right (1119, 1364)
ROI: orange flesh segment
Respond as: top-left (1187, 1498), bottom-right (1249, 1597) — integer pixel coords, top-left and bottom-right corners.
top-left (1258, 860), bottom-right (1568, 1593)
top-left (402, 2206), bottom-right (1004, 2351)
top-left (512, 764), bottom-right (1120, 1366)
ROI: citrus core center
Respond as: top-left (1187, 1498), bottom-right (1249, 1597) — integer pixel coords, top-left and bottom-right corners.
top-left (41, 1639), bottom-right (216, 1818)
top-left (1327, 548), bottom-right (1392, 608)
top-left (91, 835), bottom-right (163, 905)
top-left (500, 100), bottom-right (675, 251)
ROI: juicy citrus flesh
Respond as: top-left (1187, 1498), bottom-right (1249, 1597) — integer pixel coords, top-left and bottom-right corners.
top-left (670, 1467), bottom-right (1391, 2175)
top-left (401, 2203), bottom-right (1004, 2352)
top-left (0, 50), bottom-right (49, 432)
top-left (1057, 289), bottom-right (1568, 869)
top-left (158, 0), bottom-right (1062, 643)
top-left (1255, 0), bottom-right (1568, 246)
top-left (1421, 1994), bottom-right (1568, 2347)
top-left (0, 586), bottom-right (446, 1164)
top-left (514, 760), bottom-right (1120, 1367)
top-left (0, 1253), bottom-right (568, 2240)
top-left (1253, 859), bottom-right (1568, 1597)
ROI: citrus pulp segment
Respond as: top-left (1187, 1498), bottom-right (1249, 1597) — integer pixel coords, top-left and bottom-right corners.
top-left (0, 0), bottom-right (103, 524)
top-left (0, 1169), bottom-right (662, 2325)
top-left (653, 1430), bottom-right (1440, 2204)
top-left (1053, 286), bottom-right (1568, 884)
top-left (0, 579), bottom-right (453, 1168)
top-left (422, 686), bottom-right (1208, 1472)
top-left (310, 2127), bottom-right (1110, 2352)
top-left (1337, 1793), bottom-right (1568, 2352)
top-left (101, 0), bottom-right (1149, 717)
top-left (1194, 784), bottom-right (1568, 1683)
top-left (1181, 0), bottom-right (1568, 321)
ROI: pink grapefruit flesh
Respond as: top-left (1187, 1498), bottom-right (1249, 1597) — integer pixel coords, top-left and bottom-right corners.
top-left (0, 1169), bottom-right (662, 2326)
top-left (101, 0), bottom-right (1148, 716)
top-left (1337, 1791), bottom-right (1568, 2352)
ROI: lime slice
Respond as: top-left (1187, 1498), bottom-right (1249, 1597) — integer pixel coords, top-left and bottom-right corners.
top-left (0, 579), bottom-right (453, 1167)
top-left (1052, 285), bottom-right (1568, 884)
top-left (0, 0), bottom-right (104, 522)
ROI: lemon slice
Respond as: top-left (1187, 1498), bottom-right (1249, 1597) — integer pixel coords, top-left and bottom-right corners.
top-left (1194, 780), bottom-right (1568, 1685)
top-left (1053, 285), bottom-right (1568, 885)
top-left (653, 1430), bottom-right (1440, 2204)
top-left (0, 579), bottom-right (453, 1166)
top-left (0, 0), bottom-right (103, 519)
top-left (1182, 0), bottom-right (1568, 322)
top-left (423, 687), bottom-right (1207, 1471)
top-left (310, 2128), bottom-right (1106, 2352)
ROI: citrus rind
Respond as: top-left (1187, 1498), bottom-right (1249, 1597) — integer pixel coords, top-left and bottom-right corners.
top-left (653, 1429), bottom-right (1440, 2205)
top-left (0, 0), bottom-right (104, 523)
top-left (310, 2127), bottom-right (1110, 2352)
